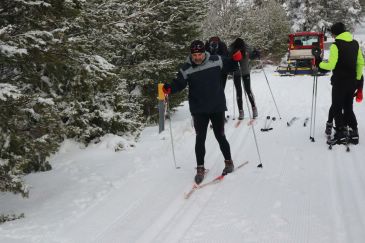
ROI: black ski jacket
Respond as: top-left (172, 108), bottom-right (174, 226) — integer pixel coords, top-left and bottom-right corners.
top-left (170, 52), bottom-right (238, 114)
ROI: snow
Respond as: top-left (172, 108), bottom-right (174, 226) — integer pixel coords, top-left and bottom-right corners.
top-left (0, 83), bottom-right (21, 100)
top-left (14, 0), bottom-right (51, 7)
top-left (0, 44), bottom-right (27, 57)
top-left (1, 27), bottom-right (365, 243)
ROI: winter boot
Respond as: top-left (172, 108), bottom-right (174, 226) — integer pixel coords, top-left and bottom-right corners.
top-left (327, 127), bottom-right (347, 145)
top-left (348, 127), bottom-right (359, 145)
top-left (195, 165), bottom-right (205, 184)
top-left (222, 160), bottom-right (234, 175)
top-left (238, 110), bottom-right (244, 120)
top-left (325, 122), bottom-right (333, 136)
top-left (252, 106), bottom-right (258, 118)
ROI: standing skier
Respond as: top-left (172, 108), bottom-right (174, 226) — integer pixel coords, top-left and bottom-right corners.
top-left (162, 40), bottom-right (242, 184)
top-left (230, 38), bottom-right (258, 119)
top-left (318, 22), bottom-right (364, 145)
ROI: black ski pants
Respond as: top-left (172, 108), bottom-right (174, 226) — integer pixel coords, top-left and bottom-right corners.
top-left (193, 112), bottom-right (231, 166)
top-left (235, 72), bottom-right (256, 109)
top-left (331, 84), bottom-right (357, 130)
top-left (222, 71), bottom-right (256, 111)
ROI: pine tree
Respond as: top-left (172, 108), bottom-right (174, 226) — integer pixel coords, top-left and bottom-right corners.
top-left (283, 0), bottom-right (362, 32)
top-left (116, 0), bottom-right (207, 121)
top-left (1, 0), bottom-right (208, 201)
top-left (0, 0), bottom-right (81, 196)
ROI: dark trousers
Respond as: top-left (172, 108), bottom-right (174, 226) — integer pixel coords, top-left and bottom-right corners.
top-left (193, 112), bottom-right (231, 166)
top-left (222, 72), bottom-right (256, 111)
top-left (331, 85), bottom-right (357, 130)
top-left (233, 72), bottom-right (256, 107)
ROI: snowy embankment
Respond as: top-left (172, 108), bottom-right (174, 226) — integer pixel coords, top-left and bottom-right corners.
top-left (1, 28), bottom-right (365, 243)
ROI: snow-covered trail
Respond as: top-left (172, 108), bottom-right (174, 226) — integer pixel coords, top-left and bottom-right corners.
top-left (2, 25), bottom-right (365, 241)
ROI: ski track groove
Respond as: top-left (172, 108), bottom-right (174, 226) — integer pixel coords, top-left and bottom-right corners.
top-left (339, 150), bottom-right (365, 240)
top-left (328, 147), bottom-right (365, 242)
top-left (134, 126), bottom-right (227, 242)
top-left (138, 113), bottom-right (261, 242)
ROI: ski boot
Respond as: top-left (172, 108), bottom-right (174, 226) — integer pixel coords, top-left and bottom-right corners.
top-left (222, 160), bottom-right (234, 175)
top-left (195, 165), bottom-right (205, 184)
top-left (325, 122), bottom-right (333, 136)
top-left (348, 127), bottom-right (359, 145)
top-left (252, 106), bottom-right (258, 118)
top-left (327, 127), bottom-right (347, 146)
top-left (238, 110), bottom-right (244, 120)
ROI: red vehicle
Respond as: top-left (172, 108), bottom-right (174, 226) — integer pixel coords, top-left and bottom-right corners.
top-left (277, 31), bottom-right (326, 76)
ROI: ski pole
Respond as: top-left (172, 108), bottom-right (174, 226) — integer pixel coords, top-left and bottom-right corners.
top-left (264, 116), bottom-right (270, 129)
top-left (309, 69), bottom-right (318, 142)
top-left (260, 59), bottom-right (282, 119)
top-left (232, 80), bottom-right (236, 120)
top-left (165, 95), bottom-right (181, 169)
top-left (239, 62), bottom-right (263, 168)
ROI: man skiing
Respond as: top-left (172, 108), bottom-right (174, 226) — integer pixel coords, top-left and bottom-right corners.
top-left (318, 22), bottom-right (364, 145)
top-left (162, 40), bottom-right (242, 184)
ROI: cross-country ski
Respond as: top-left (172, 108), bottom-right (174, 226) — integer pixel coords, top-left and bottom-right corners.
top-left (184, 161), bottom-right (249, 199)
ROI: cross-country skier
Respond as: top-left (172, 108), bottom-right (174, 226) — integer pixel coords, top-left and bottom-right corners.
top-left (162, 40), bottom-right (242, 184)
top-left (317, 22), bottom-right (364, 145)
top-left (229, 38), bottom-right (258, 119)
top-left (325, 75), bottom-right (363, 144)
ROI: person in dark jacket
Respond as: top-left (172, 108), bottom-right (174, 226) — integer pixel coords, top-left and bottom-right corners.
top-left (205, 36), bottom-right (228, 57)
top-left (162, 40), bottom-right (242, 184)
top-left (230, 38), bottom-right (258, 119)
top-left (319, 22), bottom-right (364, 145)
top-left (205, 36), bottom-right (231, 121)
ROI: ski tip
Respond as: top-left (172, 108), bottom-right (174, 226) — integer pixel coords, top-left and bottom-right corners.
top-left (257, 163), bottom-right (263, 168)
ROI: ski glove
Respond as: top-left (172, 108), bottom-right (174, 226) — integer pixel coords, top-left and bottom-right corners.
top-left (162, 83), bottom-right (172, 95)
top-left (232, 50), bottom-right (242, 61)
top-left (355, 88), bottom-right (363, 103)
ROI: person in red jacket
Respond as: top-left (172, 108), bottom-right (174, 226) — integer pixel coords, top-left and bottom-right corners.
top-left (162, 40), bottom-right (242, 184)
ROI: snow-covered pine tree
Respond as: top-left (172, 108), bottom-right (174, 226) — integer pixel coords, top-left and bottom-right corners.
top-left (202, 0), bottom-right (243, 42)
top-left (116, 0), bottom-right (207, 121)
top-left (1, 0), bottom-right (208, 198)
top-left (54, 0), bottom-right (144, 143)
top-left (283, 0), bottom-right (362, 32)
top-left (202, 0), bottom-right (289, 59)
top-left (0, 0), bottom-right (80, 196)
top-left (241, 0), bottom-right (290, 59)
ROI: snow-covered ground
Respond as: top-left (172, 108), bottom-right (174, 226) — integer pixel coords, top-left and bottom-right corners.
top-left (1, 28), bottom-right (365, 243)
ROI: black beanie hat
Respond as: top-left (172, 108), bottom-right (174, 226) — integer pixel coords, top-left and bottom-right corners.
top-left (330, 22), bottom-right (346, 36)
top-left (190, 40), bottom-right (205, 54)
top-left (209, 36), bottom-right (220, 43)
top-left (232, 37), bottom-right (245, 50)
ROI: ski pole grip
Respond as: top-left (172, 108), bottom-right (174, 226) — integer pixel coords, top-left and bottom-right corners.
top-left (157, 83), bottom-right (165, 101)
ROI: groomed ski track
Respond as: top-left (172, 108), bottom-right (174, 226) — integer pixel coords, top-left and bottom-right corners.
top-left (48, 69), bottom-right (365, 242)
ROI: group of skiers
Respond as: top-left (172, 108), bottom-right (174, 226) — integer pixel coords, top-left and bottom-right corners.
top-left (162, 21), bottom-right (364, 185)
